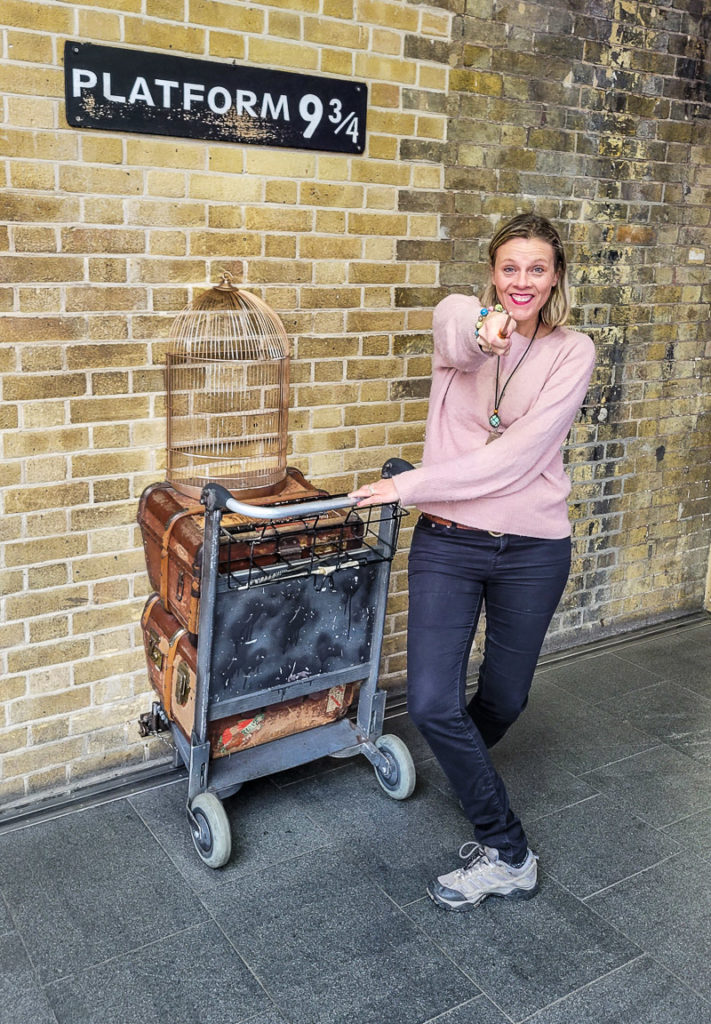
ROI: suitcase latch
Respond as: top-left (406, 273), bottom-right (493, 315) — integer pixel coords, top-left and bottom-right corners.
top-left (176, 570), bottom-right (185, 601)
top-left (175, 662), bottom-right (191, 706)
top-left (147, 629), bottom-right (164, 670)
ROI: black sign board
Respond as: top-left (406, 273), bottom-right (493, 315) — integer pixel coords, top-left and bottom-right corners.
top-left (64, 41), bottom-right (367, 154)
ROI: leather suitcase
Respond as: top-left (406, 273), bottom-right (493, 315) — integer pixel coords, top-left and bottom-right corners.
top-left (206, 683), bottom-right (355, 758)
top-left (140, 593), bottom-right (355, 757)
top-left (141, 594), bottom-right (198, 741)
top-left (137, 468), bottom-right (363, 633)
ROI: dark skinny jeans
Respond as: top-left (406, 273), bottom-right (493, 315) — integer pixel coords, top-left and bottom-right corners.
top-left (407, 515), bottom-right (571, 865)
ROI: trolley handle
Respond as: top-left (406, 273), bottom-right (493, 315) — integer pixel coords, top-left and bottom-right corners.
top-left (201, 458), bottom-right (414, 519)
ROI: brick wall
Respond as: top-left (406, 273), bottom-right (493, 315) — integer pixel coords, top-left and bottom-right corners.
top-left (1, 0), bottom-right (710, 810)
top-left (436, 0), bottom-right (711, 643)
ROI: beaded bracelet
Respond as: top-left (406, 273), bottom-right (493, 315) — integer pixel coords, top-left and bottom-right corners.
top-left (474, 303), bottom-right (504, 341)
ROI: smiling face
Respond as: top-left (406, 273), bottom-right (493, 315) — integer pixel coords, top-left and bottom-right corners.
top-left (491, 237), bottom-right (560, 337)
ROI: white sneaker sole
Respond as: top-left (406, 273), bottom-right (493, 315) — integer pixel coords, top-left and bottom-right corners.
top-left (427, 879), bottom-right (539, 912)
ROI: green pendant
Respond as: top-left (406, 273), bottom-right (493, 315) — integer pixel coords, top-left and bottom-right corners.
top-left (489, 411), bottom-right (501, 429)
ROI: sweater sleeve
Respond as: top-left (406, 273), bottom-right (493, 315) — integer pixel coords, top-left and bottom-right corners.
top-left (432, 293), bottom-right (490, 372)
top-left (393, 333), bottom-right (596, 507)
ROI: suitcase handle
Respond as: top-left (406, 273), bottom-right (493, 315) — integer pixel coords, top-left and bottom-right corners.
top-left (201, 459), bottom-right (414, 520)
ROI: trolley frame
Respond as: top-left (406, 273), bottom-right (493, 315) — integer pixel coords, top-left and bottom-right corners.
top-left (172, 459), bottom-right (413, 846)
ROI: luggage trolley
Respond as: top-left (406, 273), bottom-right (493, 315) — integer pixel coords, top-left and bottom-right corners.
top-left (165, 458), bottom-right (415, 868)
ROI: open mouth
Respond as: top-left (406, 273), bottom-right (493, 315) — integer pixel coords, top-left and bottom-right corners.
top-left (508, 293), bottom-right (534, 307)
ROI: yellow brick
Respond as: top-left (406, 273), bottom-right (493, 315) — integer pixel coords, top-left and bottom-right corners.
top-left (71, 450), bottom-right (150, 477)
top-left (368, 135), bottom-right (398, 160)
top-left (450, 68), bottom-right (503, 96)
top-left (9, 162), bottom-right (56, 191)
top-left (315, 210), bottom-right (347, 233)
top-left (27, 563), bottom-right (68, 590)
top-left (69, 744), bottom-right (149, 783)
top-left (94, 579), bottom-right (133, 605)
top-left (321, 48), bottom-right (355, 76)
top-left (4, 373), bottom-right (86, 401)
top-left (18, 287), bottom-right (64, 313)
top-left (69, 703), bottom-right (137, 737)
top-left (62, 227), bottom-right (145, 254)
top-left (299, 182), bottom-right (365, 208)
top-left (83, 256), bottom-right (130, 294)
top-left (357, 0), bottom-right (418, 31)
top-left (268, 10), bottom-right (301, 38)
top-left (351, 162), bottom-right (411, 186)
top-left (248, 37), bottom-right (319, 70)
top-left (245, 149), bottom-right (316, 177)
top-left (371, 28), bottom-right (403, 56)
top-left (356, 53), bottom-right (417, 84)
top-left (24, 456), bottom-right (69, 486)
top-left (0, 726), bottom-right (28, 756)
top-left (5, 193), bottom-right (79, 223)
top-left (144, 171), bottom-right (186, 200)
top-left (25, 510), bottom-right (69, 540)
top-left (5, 533), bottom-right (87, 569)
top-left (6, 96), bottom-right (55, 129)
top-left (75, 650), bottom-right (143, 687)
top-left (25, 766), bottom-right (69, 795)
top-left (84, 197), bottom-right (125, 224)
top-left (300, 286), bottom-right (361, 308)
top-left (59, 165), bottom-right (143, 196)
top-left (317, 155), bottom-right (351, 181)
top-left (303, 16), bottom-right (368, 49)
top-left (417, 114), bottom-right (447, 140)
top-left (29, 615), bottom-right (70, 645)
top-left (0, 569), bottom-right (23, 598)
top-left (5, 482), bottom-right (90, 515)
top-left (3, 737), bottom-right (85, 777)
top-left (94, 627), bottom-right (135, 657)
top-left (64, 287), bottom-right (148, 312)
top-left (207, 31), bottom-right (248, 61)
top-left (0, 256), bottom-right (85, 283)
top-left (21, 402), bottom-right (66, 429)
top-left (31, 719), bottom-right (70, 745)
top-left (300, 235), bottom-right (361, 260)
top-left (128, 200), bottom-right (206, 228)
top-left (123, 18), bottom-right (205, 53)
top-left (129, 257), bottom-right (206, 284)
top-left (3, 127), bottom-right (76, 162)
top-left (244, 206), bottom-right (313, 233)
top-left (71, 550), bottom-right (146, 585)
top-left (12, 228), bottom-right (56, 253)
top-left (77, 8), bottom-right (122, 39)
top-left (191, 0), bottom-right (264, 31)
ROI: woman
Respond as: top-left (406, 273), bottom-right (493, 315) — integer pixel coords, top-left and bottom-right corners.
top-left (350, 212), bottom-right (595, 911)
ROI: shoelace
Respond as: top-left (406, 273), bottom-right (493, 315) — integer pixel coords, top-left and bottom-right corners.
top-left (451, 841), bottom-right (491, 878)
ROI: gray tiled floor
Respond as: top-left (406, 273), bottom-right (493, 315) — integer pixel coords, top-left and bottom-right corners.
top-left (2, 617), bottom-right (711, 1024)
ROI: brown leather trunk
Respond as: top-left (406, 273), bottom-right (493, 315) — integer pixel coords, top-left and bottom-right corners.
top-left (140, 593), bottom-right (198, 742)
top-left (140, 594), bottom-right (356, 757)
top-left (137, 468), bottom-right (362, 632)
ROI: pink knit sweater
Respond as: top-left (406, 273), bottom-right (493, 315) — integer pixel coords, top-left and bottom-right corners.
top-left (393, 294), bottom-right (596, 539)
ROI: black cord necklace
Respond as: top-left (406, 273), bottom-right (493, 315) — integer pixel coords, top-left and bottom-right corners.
top-left (488, 315), bottom-right (542, 430)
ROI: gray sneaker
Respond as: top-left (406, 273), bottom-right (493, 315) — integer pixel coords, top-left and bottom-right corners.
top-left (427, 842), bottom-right (539, 912)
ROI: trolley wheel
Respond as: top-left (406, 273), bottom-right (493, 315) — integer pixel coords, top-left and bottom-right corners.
top-left (189, 792), bottom-right (232, 868)
top-left (373, 734), bottom-right (416, 800)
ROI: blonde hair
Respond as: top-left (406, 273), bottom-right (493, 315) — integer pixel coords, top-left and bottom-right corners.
top-left (480, 212), bottom-right (571, 327)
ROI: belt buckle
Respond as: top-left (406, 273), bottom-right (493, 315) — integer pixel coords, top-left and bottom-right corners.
top-left (487, 530), bottom-right (504, 537)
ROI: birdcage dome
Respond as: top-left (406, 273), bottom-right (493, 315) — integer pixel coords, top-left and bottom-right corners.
top-left (166, 274), bottom-right (290, 500)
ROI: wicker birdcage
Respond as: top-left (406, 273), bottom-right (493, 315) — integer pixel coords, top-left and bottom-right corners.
top-left (166, 273), bottom-right (290, 500)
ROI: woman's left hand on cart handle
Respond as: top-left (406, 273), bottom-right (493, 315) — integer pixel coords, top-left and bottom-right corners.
top-left (349, 478), bottom-right (399, 507)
